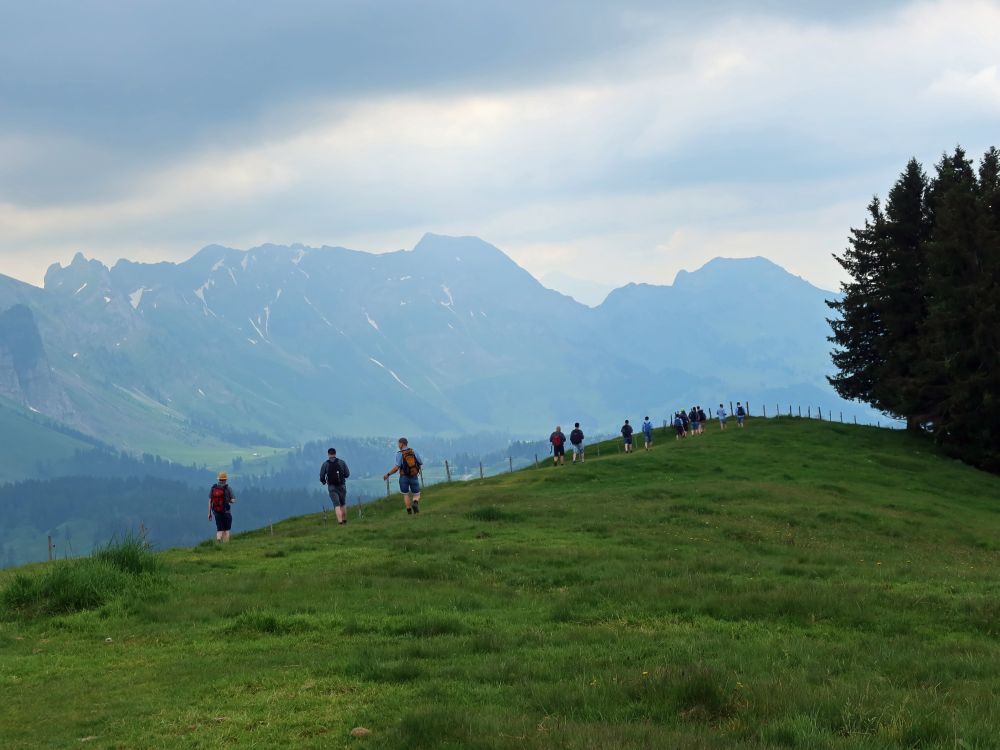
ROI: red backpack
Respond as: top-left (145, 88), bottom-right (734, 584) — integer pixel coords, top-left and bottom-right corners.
top-left (210, 485), bottom-right (227, 513)
top-left (551, 432), bottom-right (564, 447)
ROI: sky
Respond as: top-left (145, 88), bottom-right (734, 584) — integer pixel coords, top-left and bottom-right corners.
top-left (1, 0), bottom-right (998, 297)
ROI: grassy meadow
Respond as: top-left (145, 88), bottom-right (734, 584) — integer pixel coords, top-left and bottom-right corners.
top-left (1, 417), bottom-right (998, 748)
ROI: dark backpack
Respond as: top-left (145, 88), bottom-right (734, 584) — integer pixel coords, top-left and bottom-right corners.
top-left (325, 459), bottom-right (343, 485)
top-left (737, 405), bottom-right (746, 416)
top-left (570, 429), bottom-right (583, 445)
top-left (210, 485), bottom-right (227, 513)
top-left (551, 432), bottom-right (564, 447)
top-left (400, 448), bottom-right (421, 477)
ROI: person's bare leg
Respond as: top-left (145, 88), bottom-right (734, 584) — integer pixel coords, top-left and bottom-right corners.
top-left (335, 505), bottom-right (346, 524)
top-left (222, 531), bottom-right (230, 543)
top-left (404, 493), bottom-right (413, 512)
top-left (412, 492), bottom-right (421, 513)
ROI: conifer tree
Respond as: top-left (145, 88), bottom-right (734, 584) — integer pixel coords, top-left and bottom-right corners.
top-left (827, 198), bottom-right (888, 408)
top-left (919, 148), bottom-right (981, 451)
top-left (878, 159), bottom-right (932, 428)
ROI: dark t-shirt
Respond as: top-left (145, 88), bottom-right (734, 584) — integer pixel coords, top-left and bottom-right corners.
top-left (621, 424), bottom-right (633, 440)
top-left (570, 428), bottom-right (584, 445)
top-left (320, 458), bottom-right (350, 486)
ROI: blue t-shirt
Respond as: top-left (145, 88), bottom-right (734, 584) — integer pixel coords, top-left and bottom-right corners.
top-left (718, 408), bottom-right (728, 419)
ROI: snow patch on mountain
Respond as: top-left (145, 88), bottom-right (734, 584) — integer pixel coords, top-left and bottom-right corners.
top-left (129, 288), bottom-right (150, 310)
top-left (365, 312), bottom-right (380, 332)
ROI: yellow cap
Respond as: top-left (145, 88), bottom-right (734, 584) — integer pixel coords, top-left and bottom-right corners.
top-left (218, 472), bottom-right (228, 481)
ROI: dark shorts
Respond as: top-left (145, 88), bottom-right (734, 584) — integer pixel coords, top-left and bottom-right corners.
top-left (328, 484), bottom-right (347, 507)
top-left (399, 473), bottom-right (421, 494)
top-left (624, 437), bottom-right (633, 445)
top-left (553, 443), bottom-right (565, 456)
top-left (213, 510), bottom-right (233, 532)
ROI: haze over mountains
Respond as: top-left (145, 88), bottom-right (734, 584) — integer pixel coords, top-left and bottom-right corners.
top-left (0, 233), bottom-right (864, 466)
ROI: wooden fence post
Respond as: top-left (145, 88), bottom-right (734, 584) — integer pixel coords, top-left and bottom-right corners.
top-left (445, 460), bottom-right (452, 482)
top-left (47, 535), bottom-right (53, 562)
top-left (798, 406), bottom-right (801, 417)
top-left (480, 462), bottom-right (484, 479)
top-left (807, 406), bottom-right (811, 418)
top-left (763, 404), bottom-right (767, 418)
top-left (508, 457), bottom-right (513, 473)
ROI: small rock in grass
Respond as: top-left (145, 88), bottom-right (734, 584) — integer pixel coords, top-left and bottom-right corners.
top-left (104, 637), bottom-right (113, 643)
top-left (350, 726), bottom-right (372, 738)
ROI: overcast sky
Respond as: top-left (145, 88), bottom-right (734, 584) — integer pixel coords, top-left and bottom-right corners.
top-left (1, 0), bottom-right (998, 293)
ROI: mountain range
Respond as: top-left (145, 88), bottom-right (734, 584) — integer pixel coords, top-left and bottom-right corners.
top-left (0, 233), bottom-right (865, 475)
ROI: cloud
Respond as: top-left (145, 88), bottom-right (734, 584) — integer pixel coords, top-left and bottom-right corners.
top-left (0, 0), bottom-right (997, 288)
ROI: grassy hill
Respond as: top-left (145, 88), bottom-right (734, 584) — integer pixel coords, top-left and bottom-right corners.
top-left (1, 418), bottom-right (998, 748)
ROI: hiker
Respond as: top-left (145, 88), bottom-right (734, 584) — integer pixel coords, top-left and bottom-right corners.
top-left (621, 419), bottom-right (634, 453)
top-left (697, 406), bottom-right (707, 434)
top-left (383, 438), bottom-right (423, 514)
top-left (673, 412), bottom-right (686, 440)
top-left (208, 471), bottom-right (236, 543)
top-left (642, 416), bottom-right (654, 450)
top-left (688, 407), bottom-right (700, 435)
top-left (550, 425), bottom-right (567, 466)
top-left (718, 403), bottom-right (728, 430)
top-left (680, 409), bottom-right (690, 435)
top-left (569, 422), bottom-right (585, 463)
top-left (320, 448), bottom-right (351, 526)
top-left (736, 402), bottom-right (747, 427)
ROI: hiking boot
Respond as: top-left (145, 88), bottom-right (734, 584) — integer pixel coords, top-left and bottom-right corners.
top-left (412, 502), bottom-right (420, 514)
top-left (407, 507), bottom-right (413, 515)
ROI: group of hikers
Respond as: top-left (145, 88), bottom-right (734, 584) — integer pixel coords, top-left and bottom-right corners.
top-left (207, 437), bottom-right (425, 542)
top-left (547, 402), bottom-right (748, 466)
top-left (208, 402), bottom-right (750, 541)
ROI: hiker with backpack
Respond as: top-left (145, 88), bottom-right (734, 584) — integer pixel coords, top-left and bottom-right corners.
top-left (736, 402), bottom-right (747, 427)
top-left (718, 403), bottom-right (728, 430)
top-left (621, 420), bottom-right (634, 453)
top-left (383, 438), bottom-right (423, 514)
top-left (673, 412), bottom-right (686, 440)
top-left (550, 425), bottom-right (567, 466)
top-left (569, 423), bottom-right (585, 463)
top-left (208, 471), bottom-right (236, 543)
top-left (642, 416), bottom-right (654, 450)
top-left (688, 407), bottom-right (700, 435)
top-left (320, 448), bottom-right (351, 526)
top-left (697, 406), bottom-right (707, 434)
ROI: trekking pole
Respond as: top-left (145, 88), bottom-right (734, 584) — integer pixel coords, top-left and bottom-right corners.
top-left (385, 479), bottom-right (390, 497)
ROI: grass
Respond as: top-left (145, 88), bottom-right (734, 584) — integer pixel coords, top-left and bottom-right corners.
top-left (0, 418), bottom-right (998, 748)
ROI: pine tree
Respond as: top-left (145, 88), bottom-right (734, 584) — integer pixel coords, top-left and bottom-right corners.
top-left (877, 159), bottom-right (932, 429)
top-left (827, 197), bottom-right (888, 408)
top-left (919, 148), bottom-right (982, 453)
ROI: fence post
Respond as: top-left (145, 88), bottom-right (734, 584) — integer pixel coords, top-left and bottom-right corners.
top-left (480, 461), bottom-right (484, 479)
top-left (270, 521), bottom-right (274, 536)
top-left (807, 406), bottom-right (811, 418)
top-left (877, 421), bottom-right (881, 428)
top-left (817, 407), bottom-right (822, 421)
top-left (798, 406), bottom-right (801, 418)
top-left (47, 534), bottom-right (53, 562)
top-left (597, 444), bottom-right (601, 457)
top-left (854, 415), bottom-right (857, 425)
top-left (763, 404), bottom-right (767, 418)
top-left (509, 457), bottom-right (513, 473)
top-left (445, 460), bottom-right (452, 482)
top-left (747, 401), bottom-right (751, 417)
top-left (534, 454), bottom-right (538, 469)
top-left (829, 410), bottom-right (832, 422)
